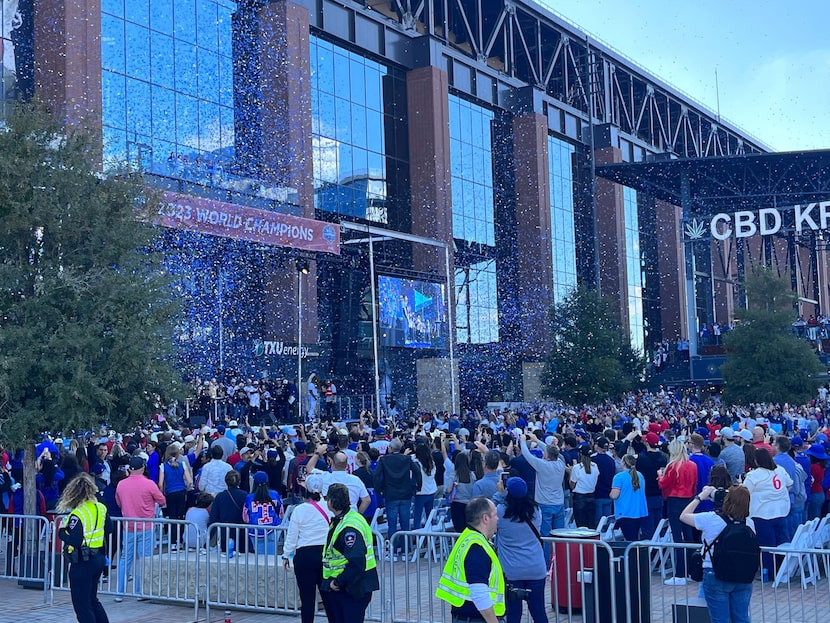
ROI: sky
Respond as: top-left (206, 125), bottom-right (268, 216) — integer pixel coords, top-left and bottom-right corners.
top-left (537, 0), bottom-right (830, 152)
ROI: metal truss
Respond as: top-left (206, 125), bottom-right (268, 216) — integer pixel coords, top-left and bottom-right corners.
top-left (361, 0), bottom-right (765, 156)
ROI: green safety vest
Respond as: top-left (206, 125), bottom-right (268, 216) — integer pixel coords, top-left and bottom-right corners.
top-left (67, 499), bottom-right (107, 552)
top-left (435, 528), bottom-right (506, 616)
top-left (323, 510), bottom-right (377, 580)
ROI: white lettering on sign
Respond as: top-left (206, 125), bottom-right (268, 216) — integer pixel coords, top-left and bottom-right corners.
top-left (705, 201), bottom-right (830, 239)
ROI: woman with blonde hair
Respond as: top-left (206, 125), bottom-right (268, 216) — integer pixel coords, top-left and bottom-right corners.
top-left (658, 438), bottom-right (698, 585)
top-left (58, 472), bottom-right (112, 623)
top-left (610, 453), bottom-right (648, 540)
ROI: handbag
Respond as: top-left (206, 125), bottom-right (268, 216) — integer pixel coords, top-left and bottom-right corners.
top-left (688, 540), bottom-right (710, 582)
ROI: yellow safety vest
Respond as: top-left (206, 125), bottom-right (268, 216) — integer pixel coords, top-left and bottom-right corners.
top-left (323, 510), bottom-right (377, 580)
top-left (435, 528), bottom-right (506, 616)
top-left (66, 499), bottom-right (107, 552)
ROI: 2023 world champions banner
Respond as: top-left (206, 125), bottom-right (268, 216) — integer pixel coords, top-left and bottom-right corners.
top-left (154, 191), bottom-right (340, 255)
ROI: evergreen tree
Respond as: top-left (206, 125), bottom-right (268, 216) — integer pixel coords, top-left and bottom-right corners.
top-left (0, 107), bottom-right (182, 513)
top-left (721, 267), bottom-right (823, 405)
top-left (541, 287), bottom-right (645, 404)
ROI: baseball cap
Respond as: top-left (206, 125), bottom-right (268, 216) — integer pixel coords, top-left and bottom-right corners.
top-left (253, 471), bottom-right (269, 486)
top-left (594, 436), bottom-right (609, 449)
top-left (791, 435), bottom-right (804, 448)
top-left (506, 477), bottom-right (528, 499)
top-left (303, 470), bottom-right (326, 494)
top-left (239, 447), bottom-right (252, 456)
top-left (294, 441), bottom-right (306, 453)
top-left (129, 456), bottom-right (146, 470)
top-left (717, 428), bottom-right (735, 440)
top-left (644, 432), bottom-right (660, 446)
top-left (738, 429), bottom-right (753, 442)
top-left (229, 420), bottom-right (239, 427)
top-left (266, 449), bottom-right (278, 459)
top-left (91, 462), bottom-right (105, 475)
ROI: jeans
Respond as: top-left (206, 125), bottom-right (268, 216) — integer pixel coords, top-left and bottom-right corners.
top-left (505, 577), bottom-right (548, 623)
top-left (787, 503), bottom-right (805, 540)
top-left (701, 568), bottom-right (753, 623)
top-left (666, 497), bottom-right (694, 577)
top-left (385, 498), bottom-right (412, 554)
top-left (808, 491), bottom-right (824, 520)
top-left (641, 495), bottom-right (665, 540)
top-left (594, 497), bottom-right (613, 526)
top-left (753, 515), bottom-right (788, 578)
top-left (117, 528), bottom-right (155, 596)
top-left (538, 503), bottom-right (565, 564)
top-left (616, 517), bottom-right (642, 541)
top-left (412, 494), bottom-right (435, 530)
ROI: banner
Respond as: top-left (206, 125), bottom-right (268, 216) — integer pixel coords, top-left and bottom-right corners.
top-left (154, 191), bottom-right (340, 254)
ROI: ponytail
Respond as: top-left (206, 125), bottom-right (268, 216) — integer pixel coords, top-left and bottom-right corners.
top-left (623, 454), bottom-right (640, 491)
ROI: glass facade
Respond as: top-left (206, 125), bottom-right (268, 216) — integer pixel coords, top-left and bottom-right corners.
top-left (449, 94), bottom-right (495, 246)
top-left (548, 135), bottom-right (577, 304)
top-left (101, 0), bottom-right (236, 172)
top-left (310, 35), bottom-right (406, 223)
top-left (455, 259), bottom-right (499, 345)
top-left (623, 186), bottom-right (645, 354)
top-left (449, 94), bottom-right (498, 344)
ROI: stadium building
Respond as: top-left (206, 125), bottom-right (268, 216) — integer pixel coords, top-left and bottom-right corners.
top-left (5, 0), bottom-right (827, 411)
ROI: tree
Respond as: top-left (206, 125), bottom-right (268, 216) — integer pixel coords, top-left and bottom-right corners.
top-left (0, 106), bottom-right (182, 514)
top-left (541, 287), bottom-right (645, 404)
top-left (721, 267), bottom-right (823, 405)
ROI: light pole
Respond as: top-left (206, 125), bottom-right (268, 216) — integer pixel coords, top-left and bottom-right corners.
top-left (296, 258), bottom-right (309, 423)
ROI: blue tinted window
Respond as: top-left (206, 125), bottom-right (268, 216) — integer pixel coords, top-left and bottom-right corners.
top-left (448, 94), bottom-right (494, 246)
top-left (197, 0), bottom-right (218, 49)
top-left (102, 14), bottom-right (125, 73)
top-left (175, 40), bottom-right (198, 96)
top-left (310, 35), bottom-right (404, 224)
top-left (152, 85), bottom-right (176, 142)
top-left (102, 70), bottom-right (125, 131)
top-left (125, 23), bottom-right (150, 81)
top-left (624, 186), bottom-right (645, 354)
top-left (548, 135), bottom-right (577, 305)
top-left (174, 0), bottom-right (197, 43)
top-left (198, 49), bottom-right (219, 102)
top-left (102, 0), bottom-right (124, 18)
top-left (126, 78), bottom-right (152, 136)
top-left (150, 0), bottom-right (173, 33)
top-left (150, 32), bottom-right (174, 87)
top-left (124, 0), bottom-right (148, 26)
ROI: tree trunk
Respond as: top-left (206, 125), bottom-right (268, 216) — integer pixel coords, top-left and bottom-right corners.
top-left (23, 442), bottom-right (36, 516)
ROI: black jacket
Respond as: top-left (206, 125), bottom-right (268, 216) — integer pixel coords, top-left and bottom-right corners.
top-left (324, 511), bottom-right (380, 600)
top-left (373, 452), bottom-right (421, 502)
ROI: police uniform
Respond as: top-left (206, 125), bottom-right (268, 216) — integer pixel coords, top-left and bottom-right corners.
top-left (60, 499), bottom-right (112, 623)
top-left (322, 509), bottom-right (379, 623)
top-left (436, 527), bottom-right (506, 623)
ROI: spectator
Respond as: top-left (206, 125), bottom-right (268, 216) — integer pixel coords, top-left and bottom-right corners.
top-left (114, 456), bottom-right (166, 603)
top-left (716, 428), bottom-right (744, 484)
top-left (323, 452), bottom-right (370, 514)
top-left (637, 432), bottom-right (668, 538)
top-left (772, 435), bottom-right (806, 537)
top-left (444, 446), bottom-right (477, 532)
top-left (567, 445), bottom-right (598, 529)
top-left (412, 443), bottom-right (438, 529)
top-left (158, 442), bottom-right (193, 551)
top-left (610, 454), bottom-right (648, 540)
top-left (518, 432), bottom-right (565, 563)
top-left (208, 470), bottom-right (248, 553)
top-left (183, 492), bottom-right (213, 551)
top-left (198, 445), bottom-right (232, 496)
top-left (243, 471), bottom-right (283, 554)
top-left (805, 444), bottom-right (828, 519)
top-left (471, 450), bottom-right (501, 500)
top-left (658, 439), bottom-right (698, 586)
top-left (495, 477), bottom-right (547, 623)
top-left (742, 448), bottom-right (792, 579)
top-left (374, 438), bottom-right (421, 559)
top-left (591, 436), bottom-right (617, 526)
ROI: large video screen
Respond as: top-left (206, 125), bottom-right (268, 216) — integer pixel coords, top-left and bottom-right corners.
top-left (378, 275), bottom-right (448, 349)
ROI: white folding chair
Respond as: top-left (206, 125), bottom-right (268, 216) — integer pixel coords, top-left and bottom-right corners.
top-left (773, 519), bottom-right (819, 588)
top-left (649, 518), bottom-right (675, 580)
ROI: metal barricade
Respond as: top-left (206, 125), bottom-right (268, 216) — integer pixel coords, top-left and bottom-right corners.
top-left (0, 513), bottom-right (52, 603)
top-left (51, 515), bottom-right (200, 619)
top-left (624, 540), bottom-right (830, 623)
top-left (204, 523), bottom-right (295, 622)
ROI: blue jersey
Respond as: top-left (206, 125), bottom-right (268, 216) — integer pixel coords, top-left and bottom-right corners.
top-left (243, 490), bottom-right (283, 537)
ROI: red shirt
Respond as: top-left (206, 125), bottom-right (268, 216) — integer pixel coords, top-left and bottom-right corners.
top-left (115, 472), bottom-right (166, 531)
top-left (659, 460), bottom-right (698, 498)
top-left (810, 462), bottom-right (825, 494)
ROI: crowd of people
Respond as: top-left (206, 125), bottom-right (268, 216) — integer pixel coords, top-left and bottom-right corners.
top-left (3, 387), bottom-right (830, 623)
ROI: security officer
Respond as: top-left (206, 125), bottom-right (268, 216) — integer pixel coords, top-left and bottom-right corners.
top-left (321, 483), bottom-right (379, 623)
top-left (57, 472), bottom-right (112, 623)
top-left (436, 496), bottom-right (506, 623)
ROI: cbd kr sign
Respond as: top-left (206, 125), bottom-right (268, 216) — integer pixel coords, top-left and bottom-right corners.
top-left (684, 201), bottom-right (830, 241)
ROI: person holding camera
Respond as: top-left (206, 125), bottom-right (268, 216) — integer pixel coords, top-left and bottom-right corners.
top-left (495, 477), bottom-right (548, 623)
top-left (58, 472), bottom-right (113, 623)
top-left (436, 496), bottom-right (505, 623)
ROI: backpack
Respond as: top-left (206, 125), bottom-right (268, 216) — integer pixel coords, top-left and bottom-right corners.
top-left (704, 517), bottom-right (760, 584)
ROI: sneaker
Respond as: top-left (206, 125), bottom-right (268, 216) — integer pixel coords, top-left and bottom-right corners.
top-left (664, 577), bottom-right (687, 586)
top-left (136, 597), bottom-right (149, 602)
top-left (170, 545), bottom-right (178, 552)
top-left (113, 597), bottom-right (123, 603)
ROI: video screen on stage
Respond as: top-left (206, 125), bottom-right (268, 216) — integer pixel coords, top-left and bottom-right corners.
top-left (378, 275), bottom-right (448, 349)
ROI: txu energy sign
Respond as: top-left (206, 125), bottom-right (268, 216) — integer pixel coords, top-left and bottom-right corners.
top-left (684, 201), bottom-right (830, 241)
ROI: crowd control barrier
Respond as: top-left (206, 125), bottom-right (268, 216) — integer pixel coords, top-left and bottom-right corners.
top-left (0, 514), bottom-right (52, 603)
top-left (50, 516), bottom-right (201, 619)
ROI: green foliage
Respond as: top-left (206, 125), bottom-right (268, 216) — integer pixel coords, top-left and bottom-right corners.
top-left (0, 106), bottom-right (183, 446)
top-left (541, 287), bottom-right (646, 404)
top-left (721, 267), bottom-right (823, 405)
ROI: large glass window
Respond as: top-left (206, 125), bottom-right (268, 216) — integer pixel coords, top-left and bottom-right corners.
top-left (455, 259), bottom-right (499, 344)
top-left (548, 135), bottom-right (577, 304)
top-left (449, 95), bottom-right (495, 246)
top-left (310, 36), bottom-right (405, 224)
top-left (101, 0), bottom-right (236, 174)
top-left (624, 186), bottom-right (645, 354)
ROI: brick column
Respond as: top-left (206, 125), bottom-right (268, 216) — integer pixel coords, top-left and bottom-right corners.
top-left (513, 112), bottom-right (553, 356)
top-left (594, 146), bottom-right (627, 326)
top-left (34, 0), bottom-right (102, 132)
